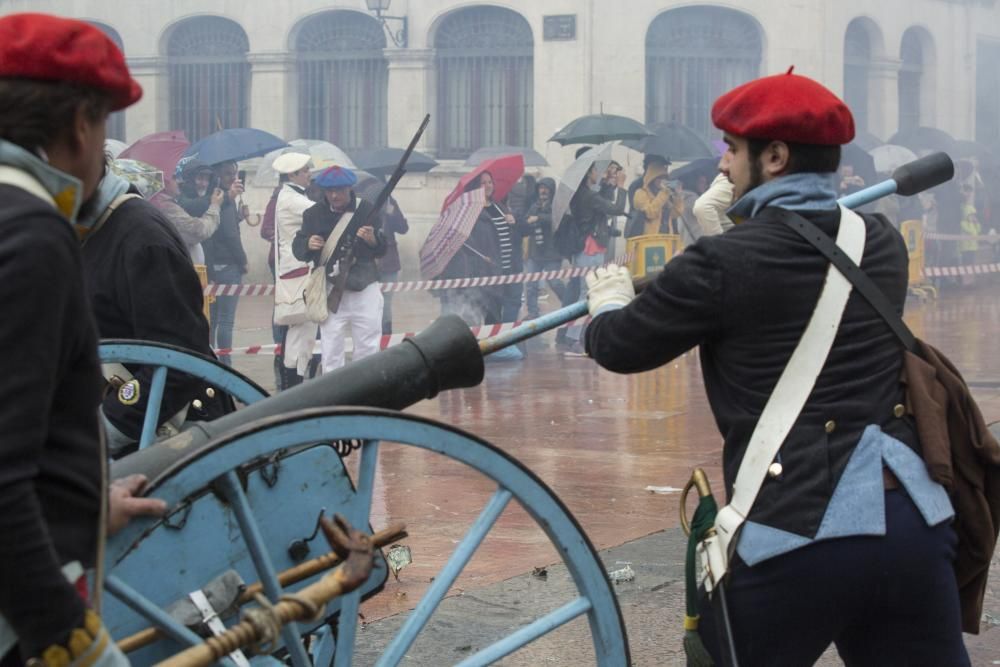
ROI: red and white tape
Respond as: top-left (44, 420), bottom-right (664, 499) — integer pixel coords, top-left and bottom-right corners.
top-left (922, 263), bottom-right (1000, 277)
top-left (925, 233), bottom-right (999, 242)
top-left (203, 254), bottom-right (635, 297)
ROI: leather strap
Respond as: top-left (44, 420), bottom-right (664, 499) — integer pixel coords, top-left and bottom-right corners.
top-left (714, 206), bottom-right (867, 553)
top-left (772, 207), bottom-right (917, 353)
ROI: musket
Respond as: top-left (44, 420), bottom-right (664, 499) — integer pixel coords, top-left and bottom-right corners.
top-left (326, 114), bottom-right (431, 314)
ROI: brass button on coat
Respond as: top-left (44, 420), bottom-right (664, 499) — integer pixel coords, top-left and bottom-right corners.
top-left (825, 420), bottom-right (836, 434)
top-left (893, 403), bottom-right (906, 418)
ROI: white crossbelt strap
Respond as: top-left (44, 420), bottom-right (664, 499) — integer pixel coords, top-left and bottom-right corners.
top-left (189, 590), bottom-right (250, 667)
top-left (706, 206), bottom-right (867, 585)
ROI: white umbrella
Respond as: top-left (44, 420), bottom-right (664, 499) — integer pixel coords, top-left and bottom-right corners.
top-left (870, 144), bottom-right (918, 175)
top-left (104, 139), bottom-right (128, 158)
top-left (253, 139), bottom-right (356, 188)
top-left (551, 142), bottom-right (615, 229)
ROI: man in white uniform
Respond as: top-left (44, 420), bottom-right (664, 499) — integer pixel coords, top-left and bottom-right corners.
top-left (272, 152), bottom-right (317, 387)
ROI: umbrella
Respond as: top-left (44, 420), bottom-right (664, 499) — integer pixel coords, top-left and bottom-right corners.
top-left (842, 143), bottom-right (877, 185)
top-left (887, 126), bottom-right (957, 156)
top-left (419, 187), bottom-right (488, 279)
top-left (622, 122), bottom-right (714, 162)
top-left (870, 144), bottom-right (918, 174)
top-left (671, 158), bottom-right (720, 192)
top-left (347, 170), bottom-right (385, 202)
top-left (183, 128), bottom-right (288, 166)
top-left (852, 130), bottom-right (884, 152)
top-left (551, 142), bottom-right (615, 228)
top-left (111, 159), bottom-right (164, 198)
top-left (105, 139), bottom-right (128, 158)
top-left (253, 139), bottom-right (356, 188)
top-left (350, 147), bottom-right (438, 177)
top-left (120, 130), bottom-right (190, 178)
top-left (441, 154), bottom-right (525, 214)
top-left (549, 113), bottom-right (653, 146)
top-left (464, 145), bottom-right (548, 167)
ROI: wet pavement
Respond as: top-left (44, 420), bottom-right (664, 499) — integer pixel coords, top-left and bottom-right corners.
top-left (220, 283), bottom-right (1000, 665)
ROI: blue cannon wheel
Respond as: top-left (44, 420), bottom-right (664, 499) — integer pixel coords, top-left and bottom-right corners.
top-left (104, 408), bottom-right (630, 666)
top-left (99, 340), bottom-right (270, 449)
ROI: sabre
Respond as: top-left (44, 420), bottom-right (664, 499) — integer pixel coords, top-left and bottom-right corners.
top-left (479, 152), bottom-right (956, 356)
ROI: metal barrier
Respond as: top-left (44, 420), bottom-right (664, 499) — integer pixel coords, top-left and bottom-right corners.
top-left (625, 233), bottom-right (684, 279)
top-left (900, 219), bottom-right (938, 299)
top-left (193, 263), bottom-right (211, 320)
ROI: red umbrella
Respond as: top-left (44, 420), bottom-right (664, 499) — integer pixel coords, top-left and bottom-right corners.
top-left (120, 131), bottom-right (190, 178)
top-left (441, 154), bottom-right (524, 214)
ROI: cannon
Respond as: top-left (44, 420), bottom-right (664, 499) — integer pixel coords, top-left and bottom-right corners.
top-left (100, 154), bottom-right (956, 666)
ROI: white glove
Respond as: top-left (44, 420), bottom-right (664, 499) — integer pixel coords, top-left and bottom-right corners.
top-left (585, 265), bottom-right (635, 316)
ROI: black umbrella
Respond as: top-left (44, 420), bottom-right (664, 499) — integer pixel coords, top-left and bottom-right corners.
top-left (842, 143), bottom-right (878, 185)
top-left (350, 147), bottom-right (438, 177)
top-left (549, 113), bottom-right (653, 146)
top-left (465, 145), bottom-right (548, 167)
top-left (851, 130), bottom-right (884, 152)
top-left (887, 126), bottom-right (958, 156)
top-left (621, 122), bottom-right (714, 162)
top-left (670, 158), bottom-right (720, 192)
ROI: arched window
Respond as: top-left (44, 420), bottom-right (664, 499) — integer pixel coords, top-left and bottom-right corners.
top-left (295, 11), bottom-right (387, 151)
top-left (90, 22), bottom-right (127, 141)
top-left (844, 19), bottom-right (875, 133)
top-left (899, 27), bottom-right (936, 133)
top-left (646, 7), bottom-right (762, 141)
top-left (435, 7), bottom-right (534, 159)
top-left (167, 17), bottom-right (250, 142)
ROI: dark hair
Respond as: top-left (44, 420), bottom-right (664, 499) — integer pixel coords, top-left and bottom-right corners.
top-left (0, 79), bottom-right (112, 153)
top-left (747, 139), bottom-right (841, 175)
top-left (464, 171), bottom-right (492, 194)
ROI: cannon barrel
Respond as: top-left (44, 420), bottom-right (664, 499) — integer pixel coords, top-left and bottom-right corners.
top-left (112, 315), bottom-right (484, 481)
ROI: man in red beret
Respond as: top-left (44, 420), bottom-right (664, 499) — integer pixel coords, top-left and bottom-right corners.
top-left (0, 13), bottom-right (165, 667)
top-left (583, 70), bottom-right (968, 664)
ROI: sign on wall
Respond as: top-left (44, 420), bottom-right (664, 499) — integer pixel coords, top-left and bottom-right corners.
top-left (543, 15), bottom-right (576, 41)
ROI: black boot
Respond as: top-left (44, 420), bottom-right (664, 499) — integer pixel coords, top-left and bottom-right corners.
top-left (282, 366), bottom-right (304, 389)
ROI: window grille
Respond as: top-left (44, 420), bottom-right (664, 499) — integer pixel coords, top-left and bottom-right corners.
top-left (646, 7), bottom-right (762, 141)
top-left (90, 22), bottom-right (127, 141)
top-left (844, 21), bottom-right (873, 133)
top-left (977, 39), bottom-right (1000, 148)
top-left (898, 30), bottom-right (924, 132)
top-left (296, 11), bottom-right (387, 151)
top-left (435, 7), bottom-right (534, 159)
top-left (167, 17), bottom-right (250, 142)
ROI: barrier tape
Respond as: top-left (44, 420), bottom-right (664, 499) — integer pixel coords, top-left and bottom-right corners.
top-left (212, 317), bottom-right (592, 357)
top-left (204, 254), bottom-right (634, 297)
top-left (926, 233), bottom-right (999, 242)
top-left (922, 263), bottom-right (1000, 277)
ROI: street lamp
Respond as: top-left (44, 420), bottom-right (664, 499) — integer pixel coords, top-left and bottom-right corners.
top-left (365, 0), bottom-right (408, 48)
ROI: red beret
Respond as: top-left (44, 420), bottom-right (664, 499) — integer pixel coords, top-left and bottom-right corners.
top-left (712, 67), bottom-right (854, 146)
top-left (0, 13), bottom-right (142, 111)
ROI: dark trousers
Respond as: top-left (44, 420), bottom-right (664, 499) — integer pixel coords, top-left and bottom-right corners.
top-left (207, 264), bottom-right (242, 366)
top-left (699, 490), bottom-right (969, 666)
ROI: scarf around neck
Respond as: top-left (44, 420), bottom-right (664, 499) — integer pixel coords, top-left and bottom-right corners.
top-left (0, 139), bottom-right (84, 221)
top-left (74, 171), bottom-right (131, 239)
top-left (727, 172), bottom-right (840, 220)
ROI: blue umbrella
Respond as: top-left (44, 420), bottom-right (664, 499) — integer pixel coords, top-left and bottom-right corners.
top-left (183, 128), bottom-right (288, 166)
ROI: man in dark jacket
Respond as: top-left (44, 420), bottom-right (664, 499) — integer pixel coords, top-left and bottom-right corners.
top-left (80, 165), bottom-right (227, 455)
top-left (202, 160), bottom-right (249, 366)
top-left (562, 162), bottom-right (626, 355)
top-left (523, 177), bottom-right (566, 319)
top-left (293, 166), bottom-right (386, 372)
top-left (585, 71), bottom-right (967, 664)
top-left (0, 15), bottom-right (165, 667)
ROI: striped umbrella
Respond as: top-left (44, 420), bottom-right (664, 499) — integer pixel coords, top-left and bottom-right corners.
top-left (419, 187), bottom-right (487, 280)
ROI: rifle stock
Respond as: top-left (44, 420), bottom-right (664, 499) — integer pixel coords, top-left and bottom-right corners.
top-left (326, 114), bottom-right (431, 314)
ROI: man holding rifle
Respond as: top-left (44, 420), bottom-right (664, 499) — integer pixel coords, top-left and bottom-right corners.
top-left (293, 166), bottom-right (386, 372)
top-left (584, 70), bottom-right (967, 664)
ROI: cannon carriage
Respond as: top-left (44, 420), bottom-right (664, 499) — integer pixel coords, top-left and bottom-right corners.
top-left (99, 317), bottom-right (630, 666)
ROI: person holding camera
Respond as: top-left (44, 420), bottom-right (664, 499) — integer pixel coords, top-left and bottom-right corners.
top-left (632, 161), bottom-right (684, 236)
top-left (202, 160), bottom-right (249, 365)
top-left (151, 158), bottom-right (222, 264)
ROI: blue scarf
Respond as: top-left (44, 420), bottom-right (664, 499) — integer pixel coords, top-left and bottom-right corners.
top-left (75, 171), bottom-right (130, 235)
top-left (728, 172), bottom-right (839, 219)
top-left (0, 139), bottom-right (84, 221)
